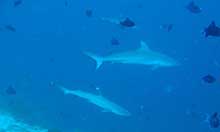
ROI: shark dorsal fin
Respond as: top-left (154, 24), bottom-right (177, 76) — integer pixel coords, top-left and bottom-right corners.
top-left (139, 40), bottom-right (151, 51)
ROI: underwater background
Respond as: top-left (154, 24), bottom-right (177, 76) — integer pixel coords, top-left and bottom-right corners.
top-left (0, 0), bottom-right (220, 132)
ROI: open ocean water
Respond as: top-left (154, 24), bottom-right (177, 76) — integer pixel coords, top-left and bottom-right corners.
top-left (0, 0), bottom-right (220, 132)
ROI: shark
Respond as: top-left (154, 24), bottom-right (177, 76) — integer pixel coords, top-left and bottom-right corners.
top-left (84, 40), bottom-right (179, 69)
top-left (59, 86), bottom-right (131, 116)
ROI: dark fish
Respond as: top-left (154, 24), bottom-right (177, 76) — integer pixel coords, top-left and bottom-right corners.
top-left (13, 0), bottom-right (22, 7)
top-left (6, 85), bottom-right (16, 95)
top-left (202, 74), bottom-right (216, 83)
top-left (120, 18), bottom-right (135, 28)
top-left (204, 21), bottom-right (220, 37)
top-left (5, 25), bottom-right (16, 32)
top-left (186, 1), bottom-right (202, 14)
top-left (160, 24), bottom-right (173, 32)
top-left (209, 112), bottom-right (220, 128)
top-left (85, 9), bottom-right (93, 18)
top-left (110, 37), bottom-right (120, 45)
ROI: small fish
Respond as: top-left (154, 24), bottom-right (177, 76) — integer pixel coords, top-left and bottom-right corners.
top-left (186, 1), bottom-right (202, 14)
top-left (119, 17), bottom-right (135, 28)
top-left (13, 0), bottom-right (22, 7)
top-left (209, 112), bottom-right (220, 128)
top-left (110, 37), bottom-right (120, 46)
top-left (202, 74), bottom-right (216, 84)
top-left (85, 9), bottom-right (93, 18)
top-left (5, 25), bottom-right (16, 32)
top-left (6, 85), bottom-right (16, 95)
top-left (204, 21), bottom-right (220, 37)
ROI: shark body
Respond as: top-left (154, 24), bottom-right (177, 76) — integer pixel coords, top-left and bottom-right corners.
top-left (84, 40), bottom-right (179, 69)
top-left (59, 86), bottom-right (131, 116)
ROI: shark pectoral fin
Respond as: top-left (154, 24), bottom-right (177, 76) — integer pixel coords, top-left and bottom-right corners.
top-left (83, 51), bottom-right (104, 70)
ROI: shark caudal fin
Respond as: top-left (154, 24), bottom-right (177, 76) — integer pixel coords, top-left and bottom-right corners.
top-left (84, 52), bottom-right (104, 69)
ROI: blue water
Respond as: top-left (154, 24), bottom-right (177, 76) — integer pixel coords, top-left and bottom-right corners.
top-left (0, 0), bottom-right (220, 131)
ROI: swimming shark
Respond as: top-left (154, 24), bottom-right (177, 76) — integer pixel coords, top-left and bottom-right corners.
top-left (59, 86), bottom-right (131, 116)
top-left (84, 40), bottom-right (179, 69)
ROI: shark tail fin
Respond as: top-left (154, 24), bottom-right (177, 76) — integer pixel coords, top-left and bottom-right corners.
top-left (84, 52), bottom-right (104, 69)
